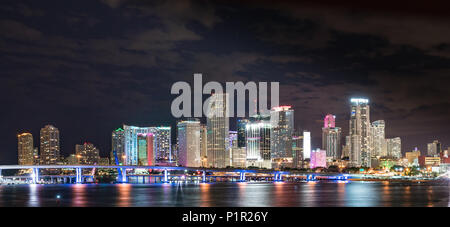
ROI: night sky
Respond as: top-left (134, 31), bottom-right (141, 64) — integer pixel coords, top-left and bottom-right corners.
top-left (1, 0), bottom-right (450, 164)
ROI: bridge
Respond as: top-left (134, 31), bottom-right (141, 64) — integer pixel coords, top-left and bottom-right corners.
top-left (0, 165), bottom-right (348, 184)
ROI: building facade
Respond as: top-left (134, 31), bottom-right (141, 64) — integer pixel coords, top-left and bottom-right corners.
top-left (111, 128), bottom-right (125, 165)
top-left (370, 120), bottom-right (387, 157)
top-left (177, 119), bottom-right (201, 167)
top-left (322, 114), bottom-right (341, 160)
top-left (246, 115), bottom-right (271, 169)
top-left (270, 106), bottom-right (294, 159)
top-left (206, 93), bottom-right (229, 168)
top-left (310, 149), bottom-right (327, 169)
top-left (18, 133), bottom-right (36, 165)
top-left (40, 125), bottom-right (60, 165)
top-left (349, 98), bottom-right (371, 167)
top-left (427, 140), bottom-right (441, 157)
top-left (75, 142), bottom-right (100, 165)
top-left (386, 137), bottom-right (402, 159)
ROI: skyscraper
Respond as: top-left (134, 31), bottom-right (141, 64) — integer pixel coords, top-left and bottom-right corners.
top-left (303, 131), bottom-right (311, 160)
top-left (322, 114), bottom-right (341, 160)
top-left (310, 149), bottom-right (327, 169)
top-left (154, 127), bottom-right (172, 164)
top-left (111, 128), bottom-right (125, 165)
top-left (427, 140), bottom-right (441, 157)
top-left (75, 142), bottom-right (100, 165)
top-left (386, 137), bottom-right (401, 159)
top-left (270, 106), bottom-right (294, 160)
top-left (370, 120), bottom-right (387, 157)
top-left (349, 98), bottom-right (371, 167)
top-left (137, 133), bottom-right (155, 166)
top-left (292, 132), bottom-right (303, 169)
top-left (237, 119), bottom-right (249, 148)
top-left (200, 124), bottom-right (208, 167)
top-left (206, 93), bottom-right (229, 168)
top-left (17, 133), bottom-right (35, 165)
top-left (40, 125), bottom-right (60, 165)
top-left (245, 115), bottom-right (271, 169)
top-left (177, 119), bottom-right (201, 167)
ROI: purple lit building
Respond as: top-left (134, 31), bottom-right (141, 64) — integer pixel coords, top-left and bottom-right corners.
top-left (310, 149), bottom-right (326, 169)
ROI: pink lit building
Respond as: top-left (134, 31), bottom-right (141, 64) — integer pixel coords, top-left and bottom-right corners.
top-left (324, 114), bottom-right (336, 128)
top-left (310, 149), bottom-right (327, 168)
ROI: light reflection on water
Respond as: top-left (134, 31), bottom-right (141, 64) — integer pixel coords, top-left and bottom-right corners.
top-left (0, 181), bottom-right (447, 207)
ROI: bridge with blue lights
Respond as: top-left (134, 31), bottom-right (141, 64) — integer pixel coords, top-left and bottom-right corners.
top-left (0, 165), bottom-right (349, 184)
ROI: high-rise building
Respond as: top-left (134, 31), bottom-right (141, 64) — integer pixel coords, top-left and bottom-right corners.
top-left (322, 114), bottom-right (341, 160)
top-left (310, 149), bottom-right (326, 169)
top-left (270, 106), bottom-right (294, 159)
top-left (154, 127), bottom-right (172, 164)
top-left (427, 140), bottom-right (441, 157)
top-left (303, 131), bottom-right (311, 160)
top-left (18, 133), bottom-right (35, 165)
top-left (246, 115), bottom-right (271, 169)
top-left (177, 119), bottom-right (201, 167)
top-left (341, 136), bottom-right (351, 158)
top-left (237, 119), bottom-right (249, 148)
top-left (231, 147), bottom-right (246, 168)
top-left (349, 98), bottom-right (371, 167)
top-left (111, 128), bottom-right (125, 165)
top-left (40, 125), bottom-right (60, 165)
top-left (370, 120), bottom-right (387, 157)
top-left (405, 148), bottom-right (421, 166)
top-left (206, 93), bottom-right (229, 168)
top-left (292, 132), bottom-right (303, 169)
top-left (200, 124), bottom-right (208, 167)
top-left (75, 142), bottom-right (100, 165)
top-left (137, 133), bottom-right (155, 166)
top-left (386, 137), bottom-right (401, 159)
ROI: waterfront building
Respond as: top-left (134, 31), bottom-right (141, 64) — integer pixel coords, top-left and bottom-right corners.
top-left (237, 119), bottom-right (249, 148)
top-left (246, 115), bottom-right (271, 169)
top-left (200, 124), bottom-right (208, 167)
top-left (292, 132), bottom-right (303, 169)
top-left (349, 98), bottom-right (371, 167)
top-left (40, 125), bottom-right (60, 165)
top-left (322, 114), bottom-right (341, 160)
top-left (303, 131), bottom-right (311, 160)
top-left (66, 154), bottom-right (78, 165)
top-left (405, 148), bottom-right (421, 166)
top-left (310, 149), bottom-right (326, 169)
top-left (427, 140), bottom-right (442, 157)
top-left (231, 147), bottom-right (246, 168)
top-left (370, 120), bottom-right (387, 157)
top-left (111, 128), bottom-right (125, 165)
top-left (154, 127), bottom-right (172, 164)
top-left (17, 132), bottom-right (35, 165)
top-left (386, 137), bottom-right (401, 159)
top-left (206, 93), bottom-right (229, 168)
top-left (177, 119), bottom-right (201, 167)
top-left (270, 106), bottom-right (294, 159)
top-left (99, 157), bottom-right (110, 165)
top-left (137, 133), bottom-right (155, 165)
top-left (75, 142), bottom-right (100, 165)
top-left (419, 156), bottom-right (441, 167)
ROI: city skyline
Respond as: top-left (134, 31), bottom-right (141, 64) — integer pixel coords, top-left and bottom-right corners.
top-left (1, 0), bottom-right (450, 164)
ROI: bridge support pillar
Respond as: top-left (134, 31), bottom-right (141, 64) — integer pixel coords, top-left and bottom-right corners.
top-left (163, 169), bottom-right (168, 183)
top-left (274, 173), bottom-right (282, 182)
top-left (32, 168), bottom-right (39, 184)
top-left (239, 172), bottom-right (246, 182)
top-left (76, 168), bottom-right (82, 183)
top-left (119, 168), bottom-right (127, 183)
top-left (202, 171), bottom-right (206, 183)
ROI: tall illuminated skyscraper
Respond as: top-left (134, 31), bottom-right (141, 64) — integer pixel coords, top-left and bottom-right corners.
top-left (292, 132), bottom-right (303, 169)
top-left (111, 128), bottom-right (125, 165)
top-left (270, 106), bottom-right (294, 159)
top-left (370, 120), bottom-right (387, 157)
top-left (17, 133), bottom-right (35, 165)
top-left (154, 127), bottom-right (172, 164)
top-left (386, 137), bottom-right (401, 159)
top-left (137, 133), bottom-right (155, 166)
top-left (206, 93), bottom-right (229, 168)
top-left (303, 131), bottom-right (311, 160)
top-left (237, 119), bottom-right (249, 148)
top-left (40, 125), bottom-right (60, 165)
top-left (322, 114), bottom-right (341, 160)
top-left (310, 149), bottom-right (327, 169)
top-left (246, 115), bottom-right (271, 168)
top-left (177, 119), bottom-right (201, 167)
top-left (349, 98), bottom-right (371, 167)
top-left (200, 124), bottom-right (208, 167)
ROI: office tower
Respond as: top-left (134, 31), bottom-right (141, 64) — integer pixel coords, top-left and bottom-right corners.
top-left (206, 93), bottom-right (229, 168)
top-left (310, 149), bottom-right (326, 169)
top-left (66, 154), bottom-right (78, 165)
top-left (231, 147), bottom-right (246, 168)
top-left (137, 133), bottom-right (155, 165)
top-left (200, 124), bottom-right (208, 167)
top-left (386, 137), bottom-right (402, 159)
top-left (75, 142), bottom-right (100, 165)
top-left (324, 114), bottom-right (336, 128)
top-left (177, 119), bottom-right (201, 167)
top-left (17, 133), bottom-right (35, 165)
top-left (427, 140), bottom-right (441, 157)
top-left (406, 148), bottom-right (421, 166)
top-left (370, 120), bottom-right (387, 157)
top-left (154, 127), bottom-right (172, 164)
top-left (349, 98), bottom-right (371, 167)
top-left (237, 119), bottom-right (249, 148)
top-left (321, 114), bottom-right (341, 160)
top-left (40, 125), bottom-right (60, 165)
top-left (111, 128), bottom-right (125, 165)
top-left (342, 136), bottom-right (351, 158)
top-left (246, 115), bottom-right (271, 169)
top-left (292, 132), bottom-right (303, 169)
top-left (303, 131), bottom-right (311, 159)
top-left (270, 106), bottom-right (294, 160)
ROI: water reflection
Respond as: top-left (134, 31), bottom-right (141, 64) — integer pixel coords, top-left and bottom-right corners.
top-left (72, 184), bottom-right (88, 207)
top-left (199, 183), bottom-right (211, 207)
top-left (28, 184), bottom-right (40, 207)
top-left (117, 184), bottom-right (131, 207)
